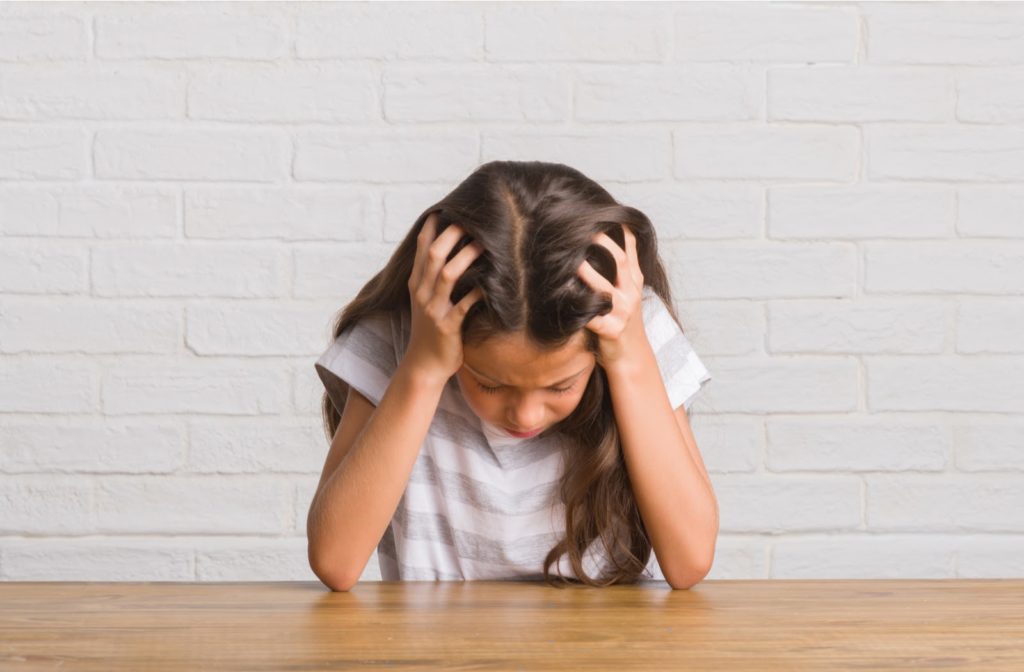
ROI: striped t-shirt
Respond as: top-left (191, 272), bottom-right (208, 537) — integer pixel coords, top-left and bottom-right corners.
top-left (314, 285), bottom-right (712, 582)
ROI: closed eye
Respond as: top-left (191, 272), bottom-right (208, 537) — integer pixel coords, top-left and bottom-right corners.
top-left (477, 382), bottom-right (575, 395)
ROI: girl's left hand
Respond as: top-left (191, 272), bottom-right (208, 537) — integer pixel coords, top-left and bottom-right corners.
top-left (577, 224), bottom-right (648, 368)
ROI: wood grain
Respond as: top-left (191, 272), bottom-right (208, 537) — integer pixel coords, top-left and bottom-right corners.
top-left (1, 580), bottom-right (1022, 670)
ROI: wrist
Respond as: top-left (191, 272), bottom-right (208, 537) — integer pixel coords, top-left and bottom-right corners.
top-left (395, 359), bottom-right (452, 393)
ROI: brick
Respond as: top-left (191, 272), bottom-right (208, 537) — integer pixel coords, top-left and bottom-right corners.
top-left (487, 4), bottom-right (667, 62)
top-left (0, 539), bottom-right (193, 581)
top-left (772, 535), bottom-right (956, 578)
top-left (767, 417), bottom-right (949, 472)
top-left (0, 421), bottom-right (183, 474)
top-left (954, 421), bottom-right (1024, 472)
top-left (768, 299), bottom-right (948, 354)
top-left (103, 360), bottom-right (290, 415)
top-left (196, 537), bottom-right (313, 580)
top-left (94, 476), bottom-right (292, 534)
top-left (0, 63), bottom-right (185, 120)
top-left (0, 186), bottom-right (177, 238)
top-left (867, 356), bottom-right (1024, 413)
top-left (955, 536), bottom-right (1024, 578)
top-left (957, 69), bottom-right (1024, 123)
top-left (674, 126), bottom-right (859, 180)
top-left (958, 187), bottom-right (1024, 238)
top-left (189, 421), bottom-right (323, 474)
top-left (385, 65), bottom-right (567, 122)
top-left (185, 186), bottom-right (378, 241)
top-left (866, 474), bottom-right (1024, 531)
top-left (0, 476), bottom-right (93, 534)
top-left (958, 299), bottom-right (1024, 354)
top-left (92, 242), bottom-right (286, 298)
top-left (864, 3), bottom-right (1024, 65)
top-left (716, 474), bottom-right (862, 533)
top-left (0, 297), bottom-right (178, 354)
top-left (769, 66), bottom-right (952, 122)
top-left (294, 131), bottom-right (477, 182)
top-left (0, 240), bottom-right (87, 293)
top-left (95, 8), bottom-right (287, 60)
top-left (663, 241), bottom-right (856, 300)
top-left (609, 182), bottom-right (763, 240)
top-left (483, 131), bottom-right (670, 182)
top-left (0, 358), bottom-right (98, 413)
top-left (296, 4), bottom-right (482, 60)
top-left (769, 185), bottom-right (954, 238)
top-left (868, 126), bottom-right (1024, 181)
top-left (0, 13), bottom-right (88, 61)
top-left (675, 299), bottom-right (763, 356)
top-left (674, 4), bottom-right (857, 63)
top-left (0, 127), bottom-right (84, 179)
top-left (864, 241), bottom-right (1024, 294)
top-left (576, 65), bottom-right (759, 121)
top-left (292, 243), bottom-right (402, 300)
top-left (186, 301), bottom-right (337, 355)
top-left (693, 356), bottom-right (858, 413)
top-left (189, 64), bottom-right (377, 122)
top-left (94, 129), bottom-right (287, 182)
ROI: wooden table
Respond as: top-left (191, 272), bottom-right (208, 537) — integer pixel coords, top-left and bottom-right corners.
top-left (1, 580), bottom-right (1021, 670)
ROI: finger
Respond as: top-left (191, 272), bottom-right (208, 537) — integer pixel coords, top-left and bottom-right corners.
top-left (432, 240), bottom-right (483, 310)
top-left (585, 312), bottom-right (607, 334)
top-left (422, 222), bottom-right (468, 297)
top-left (411, 212), bottom-right (437, 290)
top-left (451, 285), bottom-right (485, 320)
top-left (579, 259), bottom-right (617, 296)
top-left (624, 225), bottom-right (644, 286)
top-left (592, 230), bottom-right (627, 265)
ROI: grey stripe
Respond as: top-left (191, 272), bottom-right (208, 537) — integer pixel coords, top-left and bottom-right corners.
top-left (377, 545), bottom-right (400, 580)
top-left (395, 562), bottom-right (464, 581)
top-left (395, 508), bottom-right (561, 567)
top-left (427, 406), bottom-right (562, 471)
top-left (332, 317), bottom-right (396, 380)
top-left (377, 547), bottom-right (465, 581)
top-left (408, 454), bottom-right (561, 516)
top-left (428, 406), bottom-right (498, 466)
top-left (654, 330), bottom-right (694, 385)
top-left (378, 522), bottom-right (397, 559)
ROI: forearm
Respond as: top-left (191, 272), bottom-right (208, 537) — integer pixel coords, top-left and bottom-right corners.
top-left (307, 361), bottom-right (447, 588)
top-left (604, 343), bottom-right (719, 588)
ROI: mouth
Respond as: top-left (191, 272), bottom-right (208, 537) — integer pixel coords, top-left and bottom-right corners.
top-left (503, 426), bottom-right (544, 438)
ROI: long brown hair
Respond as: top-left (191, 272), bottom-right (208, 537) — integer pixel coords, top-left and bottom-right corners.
top-left (319, 160), bottom-right (687, 587)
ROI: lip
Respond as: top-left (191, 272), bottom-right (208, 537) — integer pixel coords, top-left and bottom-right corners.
top-left (503, 426), bottom-right (544, 438)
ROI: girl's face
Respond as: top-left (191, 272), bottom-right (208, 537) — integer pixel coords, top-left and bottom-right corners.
top-left (455, 331), bottom-right (596, 438)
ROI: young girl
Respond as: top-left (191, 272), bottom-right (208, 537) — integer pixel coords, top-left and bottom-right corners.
top-left (307, 161), bottom-right (715, 590)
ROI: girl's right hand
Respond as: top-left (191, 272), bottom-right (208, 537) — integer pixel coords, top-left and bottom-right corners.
top-left (404, 212), bottom-right (485, 384)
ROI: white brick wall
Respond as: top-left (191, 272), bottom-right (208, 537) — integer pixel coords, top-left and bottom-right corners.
top-left (1, 1), bottom-right (1022, 584)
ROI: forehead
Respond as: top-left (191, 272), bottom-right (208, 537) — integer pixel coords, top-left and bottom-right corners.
top-left (463, 331), bottom-right (592, 385)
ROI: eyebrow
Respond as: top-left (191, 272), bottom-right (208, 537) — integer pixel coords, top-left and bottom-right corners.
top-left (464, 363), bottom-right (589, 388)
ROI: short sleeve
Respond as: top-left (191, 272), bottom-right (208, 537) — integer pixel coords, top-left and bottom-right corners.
top-left (314, 310), bottom-right (400, 413)
top-left (640, 286), bottom-right (712, 413)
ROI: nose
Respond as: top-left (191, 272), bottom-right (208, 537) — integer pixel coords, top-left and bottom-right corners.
top-left (506, 393), bottom-right (546, 431)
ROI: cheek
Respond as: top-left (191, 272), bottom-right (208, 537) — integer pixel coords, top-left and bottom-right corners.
top-left (557, 392), bottom-right (587, 418)
top-left (455, 376), bottom-right (489, 416)
top-left (455, 377), bottom-right (582, 421)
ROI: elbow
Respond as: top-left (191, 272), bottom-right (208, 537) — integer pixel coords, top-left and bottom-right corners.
top-left (667, 574), bottom-right (707, 590)
top-left (312, 560), bottom-right (359, 592)
top-left (323, 575), bottom-right (358, 592)
top-left (664, 555), bottom-right (713, 591)
top-left (666, 568), bottom-right (709, 590)
top-left (308, 546), bottom-right (359, 592)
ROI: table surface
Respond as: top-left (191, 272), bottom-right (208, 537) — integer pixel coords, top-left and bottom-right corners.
top-left (1, 579), bottom-right (1022, 671)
